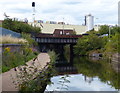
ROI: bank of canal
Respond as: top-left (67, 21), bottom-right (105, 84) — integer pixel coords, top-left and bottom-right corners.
top-left (1, 53), bottom-right (50, 92)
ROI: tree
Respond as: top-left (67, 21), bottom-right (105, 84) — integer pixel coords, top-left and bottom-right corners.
top-left (110, 26), bottom-right (120, 35)
top-left (99, 25), bottom-right (109, 35)
top-left (2, 19), bottom-right (13, 30)
top-left (74, 34), bottom-right (103, 55)
top-left (86, 30), bottom-right (99, 35)
top-left (2, 19), bottom-right (41, 33)
top-left (105, 32), bottom-right (120, 54)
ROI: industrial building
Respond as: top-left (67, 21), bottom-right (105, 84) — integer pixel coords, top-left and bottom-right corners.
top-left (28, 14), bottom-right (99, 34)
top-left (53, 29), bottom-right (76, 35)
top-left (85, 14), bottom-right (94, 31)
top-left (28, 22), bottom-right (98, 35)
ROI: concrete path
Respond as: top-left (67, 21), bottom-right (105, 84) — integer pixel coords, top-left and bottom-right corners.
top-left (0, 53), bottom-right (50, 92)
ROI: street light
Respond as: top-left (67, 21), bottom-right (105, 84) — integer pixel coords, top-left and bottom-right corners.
top-left (62, 17), bottom-right (64, 35)
top-left (109, 25), bottom-right (112, 42)
top-left (95, 18), bottom-right (99, 31)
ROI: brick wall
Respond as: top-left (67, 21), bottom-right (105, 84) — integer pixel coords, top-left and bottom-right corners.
top-left (0, 44), bottom-right (22, 53)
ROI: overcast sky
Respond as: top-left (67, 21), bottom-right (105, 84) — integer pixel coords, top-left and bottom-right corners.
top-left (0, 0), bottom-right (119, 25)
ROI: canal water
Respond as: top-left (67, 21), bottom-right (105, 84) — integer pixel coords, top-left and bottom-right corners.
top-left (41, 44), bottom-right (120, 92)
top-left (45, 54), bottom-right (120, 91)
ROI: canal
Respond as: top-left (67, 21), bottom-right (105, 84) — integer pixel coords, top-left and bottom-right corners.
top-left (39, 45), bottom-right (120, 92)
top-left (44, 48), bottom-right (120, 92)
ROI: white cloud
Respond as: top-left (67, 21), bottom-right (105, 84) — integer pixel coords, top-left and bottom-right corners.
top-left (0, 0), bottom-right (119, 25)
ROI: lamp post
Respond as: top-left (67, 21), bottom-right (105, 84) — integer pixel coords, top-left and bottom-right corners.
top-left (62, 17), bottom-right (65, 35)
top-left (95, 18), bottom-right (99, 31)
top-left (109, 25), bottom-right (112, 42)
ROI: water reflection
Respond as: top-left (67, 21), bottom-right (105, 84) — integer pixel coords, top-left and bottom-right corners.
top-left (46, 56), bottom-right (120, 91)
top-left (74, 57), bottom-right (120, 90)
top-left (46, 74), bottom-right (117, 91)
top-left (55, 62), bottom-right (78, 75)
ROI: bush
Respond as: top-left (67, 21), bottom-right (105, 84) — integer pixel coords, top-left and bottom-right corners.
top-left (74, 34), bottom-right (103, 55)
top-left (12, 51), bottom-right (57, 92)
top-left (2, 46), bottom-right (38, 73)
top-left (2, 19), bottom-right (41, 33)
top-left (104, 32), bottom-right (120, 55)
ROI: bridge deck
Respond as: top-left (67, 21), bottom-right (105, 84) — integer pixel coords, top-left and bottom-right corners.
top-left (33, 33), bottom-right (82, 44)
top-left (34, 33), bottom-right (82, 38)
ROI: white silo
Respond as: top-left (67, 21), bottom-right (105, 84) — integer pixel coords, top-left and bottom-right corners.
top-left (85, 14), bottom-right (94, 31)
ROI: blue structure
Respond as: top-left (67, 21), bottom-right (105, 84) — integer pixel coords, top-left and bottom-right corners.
top-left (0, 27), bottom-right (21, 38)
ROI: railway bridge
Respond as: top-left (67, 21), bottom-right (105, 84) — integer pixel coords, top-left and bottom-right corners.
top-left (32, 33), bottom-right (82, 63)
top-left (33, 33), bottom-right (82, 44)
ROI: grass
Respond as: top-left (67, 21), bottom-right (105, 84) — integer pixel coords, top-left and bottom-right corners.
top-left (0, 23), bottom-right (2, 27)
top-left (0, 35), bottom-right (28, 44)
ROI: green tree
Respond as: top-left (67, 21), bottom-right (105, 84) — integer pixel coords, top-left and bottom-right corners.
top-left (2, 19), bottom-right (13, 30)
top-left (110, 26), bottom-right (120, 35)
top-left (2, 19), bottom-right (41, 33)
top-left (74, 34), bottom-right (103, 55)
top-left (105, 32), bottom-right (120, 54)
top-left (99, 25), bottom-right (109, 35)
top-left (86, 30), bottom-right (99, 35)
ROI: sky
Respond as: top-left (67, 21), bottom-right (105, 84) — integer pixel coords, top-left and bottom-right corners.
top-left (0, 0), bottom-right (119, 25)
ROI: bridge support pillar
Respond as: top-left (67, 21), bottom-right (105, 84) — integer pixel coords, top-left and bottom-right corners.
top-left (70, 44), bottom-right (74, 64)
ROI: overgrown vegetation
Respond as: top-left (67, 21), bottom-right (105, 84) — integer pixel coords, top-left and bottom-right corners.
top-left (0, 23), bottom-right (2, 27)
top-left (2, 18), bottom-right (41, 33)
top-left (21, 33), bottom-right (38, 47)
top-left (104, 33), bottom-right (120, 55)
top-left (99, 25), bottom-right (120, 35)
top-left (74, 25), bottom-right (120, 56)
top-left (1, 18), bottom-right (40, 73)
top-left (2, 46), bottom-right (38, 73)
top-left (74, 34), bottom-right (104, 55)
top-left (48, 51), bottom-right (58, 64)
top-left (2, 33), bottom-right (39, 73)
top-left (0, 35), bottom-right (27, 44)
top-left (12, 51), bottom-right (57, 92)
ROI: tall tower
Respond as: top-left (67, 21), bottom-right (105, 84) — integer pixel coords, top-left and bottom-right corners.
top-left (85, 14), bottom-right (94, 31)
top-left (118, 1), bottom-right (120, 26)
top-left (84, 16), bottom-right (87, 26)
top-left (32, 2), bottom-right (35, 26)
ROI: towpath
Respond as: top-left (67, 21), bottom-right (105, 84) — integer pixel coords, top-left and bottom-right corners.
top-left (0, 53), bottom-right (50, 92)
